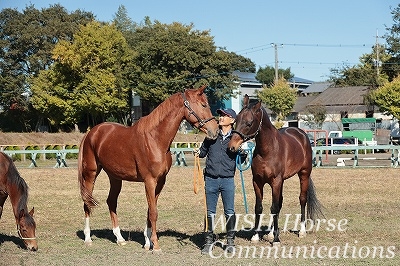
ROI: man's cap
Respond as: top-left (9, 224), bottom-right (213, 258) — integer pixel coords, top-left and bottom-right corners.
top-left (216, 108), bottom-right (237, 119)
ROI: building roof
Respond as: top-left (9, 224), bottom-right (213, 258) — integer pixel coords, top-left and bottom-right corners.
top-left (292, 95), bottom-right (318, 113)
top-left (288, 77), bottom-right (314, 85)
top-left (301, 82), bottom-right (332, 94)
top-left (232, 70), bottom-right (260, 84)
top-left (308, 86), bottom-right (370, 106)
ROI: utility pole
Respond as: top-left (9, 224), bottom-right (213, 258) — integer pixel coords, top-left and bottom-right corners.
top-left (271, 43), bottom-right (282, 83)
top-left (375, 29), bottom-right (380, 77)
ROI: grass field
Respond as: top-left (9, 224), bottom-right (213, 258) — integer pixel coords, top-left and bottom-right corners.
top-left (0, 165), bottom-right (399, 266)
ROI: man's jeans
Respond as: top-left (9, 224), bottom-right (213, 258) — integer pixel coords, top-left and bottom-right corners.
top-left (204, 175), bottom-right (235, 223)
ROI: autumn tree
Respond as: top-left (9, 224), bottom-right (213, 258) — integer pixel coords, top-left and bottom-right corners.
top-left (30, 21), bottom-right (138, 129)
top-left (256, 78), bottom-right (297, 127)
top-left (371, 76), bottom-right (400, 122)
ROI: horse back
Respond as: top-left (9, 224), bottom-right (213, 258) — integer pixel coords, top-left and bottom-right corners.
top-left (80, 122), bottom-right (172, 181)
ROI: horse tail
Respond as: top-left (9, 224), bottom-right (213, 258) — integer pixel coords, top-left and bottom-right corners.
top-left (307, 177), bottom-right (325, 221)
top-left (78, 133), bottom-right (99, 210)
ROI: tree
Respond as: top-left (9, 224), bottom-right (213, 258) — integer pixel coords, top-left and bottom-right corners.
top-left (329, 45), bottom-right (389, 88)
top-left (255, 66), bottom-right (293, 87)
top-left (127, 18), bottom-right (249, 107)
top-left (30, 21), bottom-right (138, 129)
top-left (301, 103), bottom-right (327, 129)
top-left (0, 4), bottom-right (94, 131)
top-left (256, 78), bottom-right (297, 126)
top-left (384, 3), bottom-right (400, 81)
top-left (371, 76), bottom-right (400, 122)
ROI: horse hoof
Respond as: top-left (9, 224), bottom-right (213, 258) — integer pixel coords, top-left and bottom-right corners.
top-left (251, 234), bottom-right (260, 243)
top-left (152, 248), bottom-right (162, 254)
top-left (298, 231), bottom-right (306, 238)
top-left (117, 240), bottom-right (127, 246)
top-left (272, 242), bottom-right (281, 247)
top-left (84, 241), bottom-right (93, 246)
top-left (144, 245), bottom-right (151, 251)
top-left (267, 233), bottom-right (274, 242)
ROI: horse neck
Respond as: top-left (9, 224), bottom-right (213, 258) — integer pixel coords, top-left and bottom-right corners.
top-left (255, 109), bottom-right (279, 153)
top-left (138, 93), bottom-right (184, 148)
top-left (5, 167), bottom-right (29, 220)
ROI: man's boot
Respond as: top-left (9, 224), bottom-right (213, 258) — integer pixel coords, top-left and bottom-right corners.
top-left (225, 214), bottom-right (236, 253)
top-left (201, 216), bottom-right (215, 254)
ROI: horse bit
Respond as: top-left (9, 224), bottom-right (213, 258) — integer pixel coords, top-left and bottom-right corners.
top-left (232, 108), bottom-right (264, 142)
top-left (182, 92), bottom-right (216, 129)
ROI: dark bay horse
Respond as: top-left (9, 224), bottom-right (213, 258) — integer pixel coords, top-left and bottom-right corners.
top-left (78, 86), bottom-right (219, 251)
top-left (228, 95), bottom-right (323, 245)
top-left (0, 152), bottom-right (37, 251)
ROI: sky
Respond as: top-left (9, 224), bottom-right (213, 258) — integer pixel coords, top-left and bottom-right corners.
top-left (1, 0), bottom-right (398, 82)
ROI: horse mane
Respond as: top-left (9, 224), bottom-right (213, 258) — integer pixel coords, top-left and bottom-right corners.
top-left (4, 155), bottom-right (31, 217)
top-left (135, 92), bottom-right (181, 132)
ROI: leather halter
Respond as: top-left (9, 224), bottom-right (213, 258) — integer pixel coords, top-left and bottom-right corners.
top-left (232, 108), bottom-right (263, 142)
top-left (182, 92), bottom-right (216, 129)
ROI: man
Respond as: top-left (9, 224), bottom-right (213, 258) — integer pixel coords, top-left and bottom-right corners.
top-left (195, 108), bottom-right (246, 254)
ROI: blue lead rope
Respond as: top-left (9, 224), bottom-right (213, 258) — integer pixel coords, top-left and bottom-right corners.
top-left (236, 142), bottom-right (254, 214)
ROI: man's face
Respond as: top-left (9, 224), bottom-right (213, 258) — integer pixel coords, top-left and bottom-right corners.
top-left (218, 114), bottom-right (235, 126)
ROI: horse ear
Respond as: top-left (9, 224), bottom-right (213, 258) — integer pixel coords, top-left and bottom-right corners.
top-left (198, 84), bottom-right (207, 94)
top-left (29, 207), bottom-right (35, 217)
top-left (254, 101), bottom-right (262, 111)
top-left (243, 94), bottom-right (249, 107)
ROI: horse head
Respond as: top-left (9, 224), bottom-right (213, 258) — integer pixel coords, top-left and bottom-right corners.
top-left (182, 85), bottom-right (218, 139)
top-left (17, 207), bottom-right (37, 251)
top-left (229, 94), bottom-right (263, 152)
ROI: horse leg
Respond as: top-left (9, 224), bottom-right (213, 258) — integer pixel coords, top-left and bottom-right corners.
top-left (298, 171), bottom-right (310, 238)
top-left (81, 166), bottom-right (101, 245)
top-left (0, 191), bottom-right (8, 218)
top-left (144, 177), bottom-right (166, 252)
top-left (107, 177), bottom-right (126, 245)
top-left (251, 179), bottom-right (264, 242)
top-left (268, 180), bottom-right (284, 245)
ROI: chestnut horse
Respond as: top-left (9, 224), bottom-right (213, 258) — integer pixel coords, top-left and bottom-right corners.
top-left (228, 95), bottom-right (323, 245)
top-left (78, 86), bottom-right (218, 251)
top-left (0, 152), bottom-right (37, 251)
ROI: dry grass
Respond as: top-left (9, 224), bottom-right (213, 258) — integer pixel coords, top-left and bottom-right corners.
top-left (0, 166), bottom-right (399, 265)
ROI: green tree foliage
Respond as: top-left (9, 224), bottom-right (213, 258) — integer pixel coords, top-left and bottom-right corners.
top-left (0, 4), bottom-right (94, 131)
top-left (127, 18), bottom-right (250, 106)
top-left (256, 78), bottom-right (297, 123)
top-left (384, 3), bottom-right (400, 81)
top-left (329, 45), bottom-right (389, 87)
top-left (30, 21), bottom-right (138, 128)
top-left (255, 66), bottom-right (294, 86)
top-left (371, 76), bottom-right (400, 121)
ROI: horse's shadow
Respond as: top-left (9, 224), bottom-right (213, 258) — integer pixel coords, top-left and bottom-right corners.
top-left (0, 233), bottom-right (28, 249)
top-left (76, 225), bottom-right (298, 248)
top-left (76, 229), bottom-right (205, 248)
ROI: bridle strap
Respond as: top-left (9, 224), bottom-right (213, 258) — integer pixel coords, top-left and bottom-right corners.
top-left (17, 224), bottom-right (36, 240)
top-left (232, 108), bottom-right (263, 142)
top-left (182, 91), bottom-right (216, 129)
